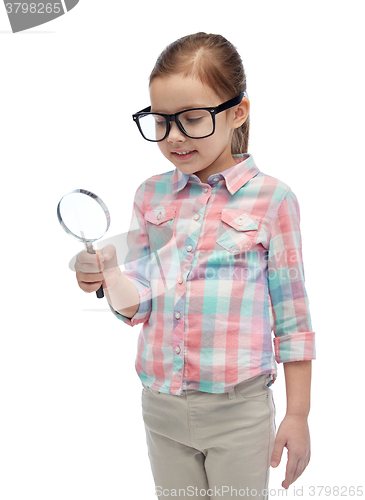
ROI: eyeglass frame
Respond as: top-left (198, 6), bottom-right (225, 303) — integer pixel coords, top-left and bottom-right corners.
top-left (132, 91), bottom-right (247, 142)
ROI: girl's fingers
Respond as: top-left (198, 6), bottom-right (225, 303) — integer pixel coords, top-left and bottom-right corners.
top-left (270, 430), bottom-right (286, 468)
top-left (77, 250), bottom-right (96, 264)
top-left (76, 261), bottom-right (104, 273)
top-left (75, 246), bottom-right (118, 293)
top-left (282, 453), bottom-right (298, 489)
top-left (76, 251), bottom-right (104, 273)
top-left (77, 279), bottom-right (103, 293)
top-left (77, 272), bottom-right (104, 284)
top-left (100, 244), bottom-right (116, 261)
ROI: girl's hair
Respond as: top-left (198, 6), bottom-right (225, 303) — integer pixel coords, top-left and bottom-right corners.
top-left (149, 32), bottom-right (249, 155)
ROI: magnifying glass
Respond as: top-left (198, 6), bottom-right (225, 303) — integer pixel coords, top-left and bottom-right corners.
top-left (57, 189), bottom-right (111, 299)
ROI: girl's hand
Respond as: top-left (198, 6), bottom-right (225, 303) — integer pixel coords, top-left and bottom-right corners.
top-left (75, 244), bottom-right (121, 293)
top-left (270, 414), bottom-right (311, 489)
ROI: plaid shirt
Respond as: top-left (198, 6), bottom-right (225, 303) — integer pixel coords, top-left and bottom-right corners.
top-left (111, 154), bottom-right (316, 396)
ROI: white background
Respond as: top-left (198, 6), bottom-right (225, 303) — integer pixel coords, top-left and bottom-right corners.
top-left (1, 1), bottom-right (364, 499)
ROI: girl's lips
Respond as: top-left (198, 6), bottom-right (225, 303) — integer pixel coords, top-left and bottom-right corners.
top-left (171, 150), bottom-right (196, 161)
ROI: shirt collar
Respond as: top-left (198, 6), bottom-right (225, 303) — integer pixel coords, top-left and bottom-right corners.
top-left (171, 153), bottom-right (260, 195)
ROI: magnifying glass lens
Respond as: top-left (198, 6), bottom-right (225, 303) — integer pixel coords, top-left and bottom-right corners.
top-left (57, 189), bottom-right (111, 299)
top-left (58, 192), bottom-right (109, 241)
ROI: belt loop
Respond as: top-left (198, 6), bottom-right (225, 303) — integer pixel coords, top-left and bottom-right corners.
top-left (228, 387), bottom-right (236, 400)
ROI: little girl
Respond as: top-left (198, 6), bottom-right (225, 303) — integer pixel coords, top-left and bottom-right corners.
top-left (75, 33), bottom-right (316, 499)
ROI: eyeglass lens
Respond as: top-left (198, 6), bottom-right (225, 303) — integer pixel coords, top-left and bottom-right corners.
top-left (138, 109), bottom-right (214, 141)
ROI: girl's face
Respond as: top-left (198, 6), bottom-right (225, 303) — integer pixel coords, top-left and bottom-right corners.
top-left (149, 74), bottom-right (249, 184)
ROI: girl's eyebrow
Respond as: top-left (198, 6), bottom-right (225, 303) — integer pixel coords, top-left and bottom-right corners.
top-left (151, 103), bottom-right (211, 114)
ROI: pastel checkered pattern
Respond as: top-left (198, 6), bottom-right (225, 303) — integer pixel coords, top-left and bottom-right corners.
top-left (111, 154), bottom-right (316, 396)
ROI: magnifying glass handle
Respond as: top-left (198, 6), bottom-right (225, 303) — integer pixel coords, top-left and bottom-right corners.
top-left (85, 242), bottom-right (104, 299)
top-left (95, 284), bottom-right (104, 299)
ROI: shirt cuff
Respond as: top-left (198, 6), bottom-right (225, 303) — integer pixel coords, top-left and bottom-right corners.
top-left (109, 279), bottom-right (151, 327)
top-left (274, 331), bottom-right (316, 363)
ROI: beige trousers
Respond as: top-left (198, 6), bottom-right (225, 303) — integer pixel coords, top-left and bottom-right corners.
top-left (141, 374), bottom-right (276, 499)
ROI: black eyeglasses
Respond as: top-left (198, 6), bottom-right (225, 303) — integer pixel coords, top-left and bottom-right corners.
top-left (132, 92), bottom-right (246, 142)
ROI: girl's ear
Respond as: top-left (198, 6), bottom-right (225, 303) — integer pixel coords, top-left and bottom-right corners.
top-left (232, 97), bottom-right (250, 129)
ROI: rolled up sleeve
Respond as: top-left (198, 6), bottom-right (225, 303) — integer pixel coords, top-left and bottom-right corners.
top-left (268, 189), bottom-right (316, 363)
top-left (110, 182), bottom-right (152, 326)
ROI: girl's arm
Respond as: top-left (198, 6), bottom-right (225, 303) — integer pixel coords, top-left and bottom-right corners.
top-left (271, 360), bottom-right (312, 489)
top-left (284, 359), bottom-right (311, 417)
top-left (104, 268), bottom-right (140, 319)
top-left (106, 182), bottom-right (152, 326)
top-left (267, 188), bottom-right (315, 489)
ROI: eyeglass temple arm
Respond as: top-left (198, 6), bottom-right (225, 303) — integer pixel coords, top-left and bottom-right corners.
top-left (215, 92), bottom-right (247, 114)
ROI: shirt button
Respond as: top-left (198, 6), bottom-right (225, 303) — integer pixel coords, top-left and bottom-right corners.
top-left (186, 245), bottom-right (193, 252)
top-left (193, 214), bottom-right (200, 221)
top-left (213, 177), bottom-right (219, 182)
top-left (175, 312), bottom-right (181, 320)
top-left (237, 218), bottom-right (243, 226)
top-left (175, 346), bottom-right (181, 354)
top-left (178, 277), bottom-right (184, 284)
top-left (156, 213), bottom-right (162, 220)
top-left (204, 187), bottom-right (209, 193)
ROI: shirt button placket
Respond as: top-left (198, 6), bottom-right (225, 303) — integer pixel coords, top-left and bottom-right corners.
top-left (174, 311), bottom-right (182, 354)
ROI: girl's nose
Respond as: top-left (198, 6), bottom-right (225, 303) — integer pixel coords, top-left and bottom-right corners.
top-left (167, 121), bottom-right (186, 143)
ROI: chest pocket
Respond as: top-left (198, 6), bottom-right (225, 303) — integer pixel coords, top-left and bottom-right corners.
top-left (216, 209), bottom-right (262, 254)
top-left (145, 206), bottom-right (176, 250)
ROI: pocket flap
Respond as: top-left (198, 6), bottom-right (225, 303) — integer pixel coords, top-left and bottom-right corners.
top-left (145, 206), bottom-right (176, 225)
top-left (220, 209), bottom-right (260, 232)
